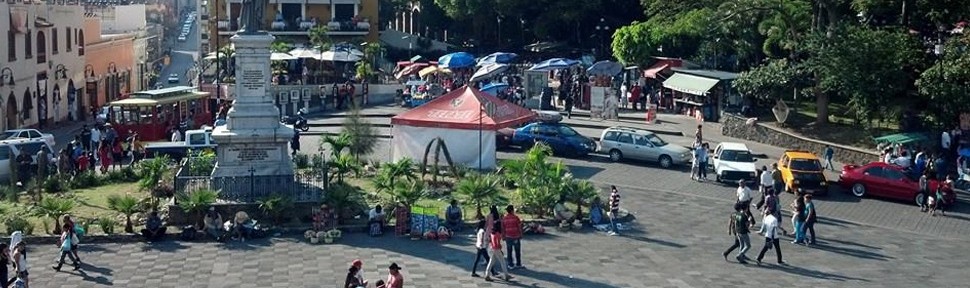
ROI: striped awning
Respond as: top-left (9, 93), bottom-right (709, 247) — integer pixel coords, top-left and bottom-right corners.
top-left (662, 73), bottom-right (719, 95)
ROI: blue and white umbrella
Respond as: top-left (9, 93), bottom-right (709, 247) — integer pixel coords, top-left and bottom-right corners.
top-left (470, 63), bottom-right (509, 82)
top-left (438, 52), bottom-right (476, 68)
top-left (528, 58), bottom-right (580, 71)
top-left (477, 52), bottom-right (518, 65)
top-left (480, 83), bottom-right (510, 96)
top-left (586, 60), bottom-right (623, 76)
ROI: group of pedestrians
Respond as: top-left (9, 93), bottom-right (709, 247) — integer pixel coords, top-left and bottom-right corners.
top-left (343, 259), bottom-right (402, 288)
top-left (724, 164), bottom-right (820, 266)
top-left (471, 205), bottom-right (523, 282)
top-left (62, 124), bottom-right (140, 176)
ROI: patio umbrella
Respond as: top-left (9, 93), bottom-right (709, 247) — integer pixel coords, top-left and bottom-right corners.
top-left (288, 47), bottom-right (321, 58)
top-left (418, 66), bottom-right (451, 77)
top-left (318, 50), bottom-right (363, 62)
top-left (477, 52), bottom-right (518, 65)
top-left (480, 82), bottom-right (510, 96)
top-left (470, 63), bottom-right (509, 82)
top-left (270, 52), bottom-right (297, 61)
top-left (586, 60), bottom-right (623, 76)
top-left (528, 58), bottom-right (580, 71)
top-left (438, 52), bottom-right (476, 68)
top-left (395, 63), bottom-right (429, 79)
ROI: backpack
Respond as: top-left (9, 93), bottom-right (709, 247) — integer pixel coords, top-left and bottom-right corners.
top-left (180, 225), bottom-right (197, 241)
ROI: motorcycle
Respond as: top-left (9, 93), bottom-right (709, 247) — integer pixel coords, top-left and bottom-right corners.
top-left (281, 115), bottom-right (310, 132)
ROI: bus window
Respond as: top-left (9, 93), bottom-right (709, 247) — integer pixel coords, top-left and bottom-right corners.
top-left (123, 106), bottom-right (140, 125)
top-left (112, 106), bottom-right (123, 124)
top-left (139, 106), bottom-right (155, 124)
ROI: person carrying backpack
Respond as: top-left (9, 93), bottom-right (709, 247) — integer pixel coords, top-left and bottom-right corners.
top-left (722, 202), bottom-right (751, 264)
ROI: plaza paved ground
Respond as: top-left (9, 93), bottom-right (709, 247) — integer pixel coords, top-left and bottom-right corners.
top-left (34, 105), bottom-right (970, 287)
top-left (30, 185), bottom-right (970, 288)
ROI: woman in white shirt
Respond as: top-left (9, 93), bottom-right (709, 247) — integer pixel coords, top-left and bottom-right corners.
top-left (470, 220), bottom-right (495, 278)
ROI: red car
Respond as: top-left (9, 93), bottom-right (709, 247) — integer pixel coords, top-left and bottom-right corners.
top-left (839, 162), bottom-right (956, 206)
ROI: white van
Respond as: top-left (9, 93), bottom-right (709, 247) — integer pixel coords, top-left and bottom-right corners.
top-left (0, 138), bottom-right (56, 183)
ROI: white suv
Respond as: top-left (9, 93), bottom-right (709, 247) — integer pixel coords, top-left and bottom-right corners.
top-left (712, 142), bottom-right (758, 183)
top-left (598, 126), bottom-right (692, 169)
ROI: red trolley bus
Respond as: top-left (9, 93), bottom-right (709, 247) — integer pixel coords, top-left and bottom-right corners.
top-left (107, 86), bottom-right (212, 141)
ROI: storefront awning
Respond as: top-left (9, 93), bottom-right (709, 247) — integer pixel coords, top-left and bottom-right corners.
top-left (662, 73), bottom-right (719, 95)
top-left (643, 63), bottom-right (669, 79)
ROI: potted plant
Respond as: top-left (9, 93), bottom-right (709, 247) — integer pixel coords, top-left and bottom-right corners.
top-left (320, 231), bottom-right (333, 244)
top-left (305, 230), bottom-right (318, 244)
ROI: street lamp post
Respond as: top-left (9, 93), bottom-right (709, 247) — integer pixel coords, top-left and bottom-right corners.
top-left (595, 18), bottom-right (609, 59)
top-left (519, 18), bottom-right (526, 45)
top-left (402, 36), bottom-right (413, 59)
top-left (496, 16), bottom-right (502, 43)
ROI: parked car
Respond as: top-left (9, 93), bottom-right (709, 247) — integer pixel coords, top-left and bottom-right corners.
top-left (777, 150), bottom-right (829, 195)
top-left (145, 127), bottom-right (216, 160)
top-left (1, 129), bottom-right (56, 147)
top-left (0, 138), bottom-right (56, 183)
top-left (598, 126), bottom-right (691, 169)
top-left (507, 122), bottom-right (595, 157)
top-left (712, 142), bottom-right (758, 183)
top-left (840, 161), bottom-right (955, 206)
top-left (167, 73), bottom-right (180, 83)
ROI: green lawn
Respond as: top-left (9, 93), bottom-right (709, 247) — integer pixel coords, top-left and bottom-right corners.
top-left (0, 182), bottom-right (142, 236)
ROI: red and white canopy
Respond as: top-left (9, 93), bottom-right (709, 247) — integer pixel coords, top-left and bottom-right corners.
top-left (391, 86), bottom-right (536, 130)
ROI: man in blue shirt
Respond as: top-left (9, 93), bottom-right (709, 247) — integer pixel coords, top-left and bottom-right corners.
top-left (823, 145), bottom-right (835, 171)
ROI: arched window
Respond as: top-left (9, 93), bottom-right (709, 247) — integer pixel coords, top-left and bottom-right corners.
top-left (78, 30), bottom-right (85, 56)
top-left (6, 31), bottom-right (14, 61)
top-left (36, 30), bottom-right (47, 63)
top-left (22, 89), bottom-right (32, 120)
top-left (25, 29), bottom-right (32, 59)
top-left (52, 29), bottom-right (59, 55)
top-left (66, 27), bottom-right (72, 52)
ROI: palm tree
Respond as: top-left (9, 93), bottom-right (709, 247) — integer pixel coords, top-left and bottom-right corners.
top-left (500, 143), bottom-right (567, 218)
top-left (308, 26), bottom-right (332, 53)
top-left (137, 155), bottom-right (170, 208)
top-left (386, 179), bottom-right (427, 208)
top-left (563, 177), bottom-right (597, 220)
top-left (257, 194), bottom-right (294, 225)
top-left (455, 173), bottom-right (507, 219)
top-left (323, 183), bottom-right (366, 222)
top-left (322, 133), bottom-right (351, 158)
top-left (329, 154), bottom-right (361, 184)
top-left (421, 137), bottom-right (458, 183)
top-left (177, 189), bottom-right (219, 228)
top-left (34, 197), bottom-right (75, 234)
top-left (107, 194), bottom-right (141, 233)
top-left (217, 45), bottom-right (236, 81)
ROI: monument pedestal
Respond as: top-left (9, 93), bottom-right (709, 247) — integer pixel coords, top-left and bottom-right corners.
top-left (210, 32), bottom-right (295, 194)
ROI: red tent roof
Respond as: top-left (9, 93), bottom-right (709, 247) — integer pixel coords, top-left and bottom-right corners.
top-left (391, 86), bottom-right (537, 130)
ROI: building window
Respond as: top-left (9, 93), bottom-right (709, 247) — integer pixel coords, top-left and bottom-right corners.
top-left (52, 29), bottom-right (59, 55)
top-left (36, 31), bottom-right (46, 64)
top-left (25, 29), bottom-right (32, 59)
top-left (6, 31), bottom-right (15, 61)
top-left (78, 31), bottom-right (85, 56)
top-left (66, 27), bottom-right (71, 52)
top-left (334, 4), bottom-right (355, 22)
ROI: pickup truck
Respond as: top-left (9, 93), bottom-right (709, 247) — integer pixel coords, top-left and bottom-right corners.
top-left (144, 128), bottom-right (215, 160)
top-left (1, 129), bottom-right (56, 147)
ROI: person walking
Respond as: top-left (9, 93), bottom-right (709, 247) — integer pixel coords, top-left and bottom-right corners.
top-left (484, 222), bottom-right (513, 282)
top-left (757, 165), bottom-right (773, 211)
top-left (51, 224), bottom-right (80, 271)
top-left (290, 130), bottom-right (301, 157)
top-left (790, 194), bottom-right (806, 245)
top-left (919, 172), bottom-right (930, 212)
top-left (0, 243), bottom-right (10, 288)
top-left (608, 185), bottom-right (621, 236)
top-left (9, 232), bottom-right (28, 288)
top-left (470, 220), bottom-right (497, 277)
top-left (564, 94), bottom-right (574, 119)
top-left (770, 163), bottom-right (784, 194)
top-left (823, 145), bottom-right (835, 171)
top-left (63, 216), bottom-right (81, 263)
top-left (736, 179), bottom-right (753, 222)
top-left (755, 209), bottom-right (785, 265)
top-left (802, 195), bottom-right (817, 245)
top-left (723, 202), bottom-right (751, 264)
top-left (698, 143), bottom-right (710, 180)
top-left (502, 205), bottom-right (523, 270)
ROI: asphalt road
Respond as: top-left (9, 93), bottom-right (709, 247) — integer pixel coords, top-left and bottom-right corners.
top-left (158, 15), bottom-right (199, 88)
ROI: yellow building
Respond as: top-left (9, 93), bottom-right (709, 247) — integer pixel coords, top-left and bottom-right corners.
top-left (206, 0), bottom-right (379, 49)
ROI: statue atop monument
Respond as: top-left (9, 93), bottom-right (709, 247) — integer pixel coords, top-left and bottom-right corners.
top-left (239, 0), bottom-right (267, 34)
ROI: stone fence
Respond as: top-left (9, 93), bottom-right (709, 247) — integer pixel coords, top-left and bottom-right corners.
top-left (720, 114), bottom-right (879, 165)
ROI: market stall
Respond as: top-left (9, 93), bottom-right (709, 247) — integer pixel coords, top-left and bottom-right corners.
top-left (391, 86), bottom-right (537, 169)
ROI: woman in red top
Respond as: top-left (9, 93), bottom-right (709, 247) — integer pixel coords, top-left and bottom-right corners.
top-left (484, 222), bottom-right (513, 282)
top-left (97, 143), bottom-right (112, 173)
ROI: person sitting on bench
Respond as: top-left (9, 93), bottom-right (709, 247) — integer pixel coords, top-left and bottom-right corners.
top-left (444, 200), bottom-right (463, 232)
top-left (553, 198), bottom-right (575, 224)
top-left (368, 205), bottom-right (385, 236)
top-left (203, 207), bottom-right (224, 241)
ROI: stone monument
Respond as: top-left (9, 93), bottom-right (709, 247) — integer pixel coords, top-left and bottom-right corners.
top-left (209, 2), bottom-right (296, 198)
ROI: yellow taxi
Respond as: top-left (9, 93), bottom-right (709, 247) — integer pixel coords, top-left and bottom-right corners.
top-left (777, 150), bottom-right (828, 195)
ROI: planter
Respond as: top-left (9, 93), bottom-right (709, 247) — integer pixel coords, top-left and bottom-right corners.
top-left (323, 237), bottom-right (334, 244)
top-left (310, 237), bottom-right (320, 244)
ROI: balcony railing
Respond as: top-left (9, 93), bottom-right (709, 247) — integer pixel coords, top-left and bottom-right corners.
top-left (217, 20), bottom-right (233, 31)
top-left (327, 19), bottom-right (370, 32)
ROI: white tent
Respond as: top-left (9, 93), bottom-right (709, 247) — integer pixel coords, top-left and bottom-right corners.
top-left (390, 86), bottom-right (536, 170)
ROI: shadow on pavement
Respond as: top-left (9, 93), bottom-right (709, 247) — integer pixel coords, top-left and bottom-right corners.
top-left (619, 227), bottom-right (687, 249)
top-left (815, 216), bottom-right (861, 228)
top-left (751, 263), bottom-right (869, 282)
top-left (139, 240), bottom-right (190, 253)
top-left (809, 241), bottom-right (893, 261)
top-left (819, 238), bottom-right (883, 250)
top-left (67, 263), bottom-right (114, 286)
top-left (506, 268), bottom-right (624, 288)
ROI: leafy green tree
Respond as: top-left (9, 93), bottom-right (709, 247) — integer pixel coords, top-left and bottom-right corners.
top-left (802, 26), bottom-right (923, 125)
top-left (916, 34), bottom-right (970, 127)
top-left (373, 158), bottom-right (416, 193)
top-left (323, 182), bottom-right (367, 221)
top-left (385, 179), bottom-right (427, 208)
top-left (34, 197), bottom-right (74, 234)
top-left (455, 173), bottom-right (507, 219)
top-left (138, 155), bottom-right (171, 208)
top-left (107, 195), bottom-right (141, 233)
top-left (308, 26), bottom-right (332, 52)
top-left (270, 40), bottom-right (292, 53)
top-left (719, 0), bottom-right (811, 58)
top-left (322, 133), bottom-right (351, 158)
top-left (500, 143), bottom-right (569, 218)
top-left (177, 189), bottom-right (219, 228)
top-left (343, 109), bottom-right (377, 161)
top-left (329, 154), bottom-right (361, 183)
top-left (734, 58), bottom-right (808, 100)
top-left (562, 177), bottom-right (597, 220)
